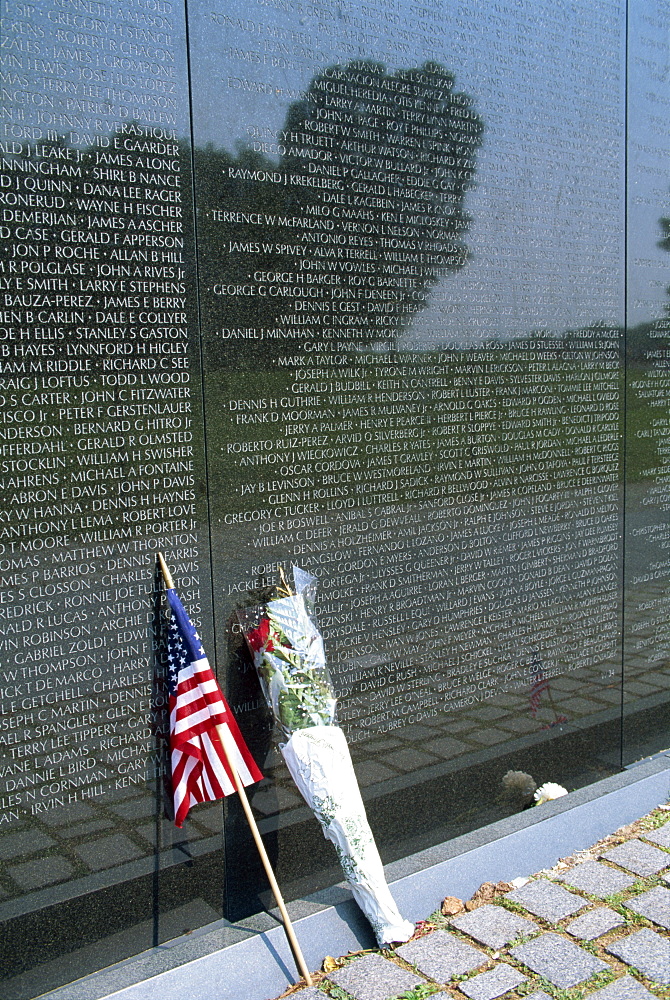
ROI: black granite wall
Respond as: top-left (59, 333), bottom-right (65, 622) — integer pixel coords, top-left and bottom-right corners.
top-left (0, 0), bottom-right (668, 996)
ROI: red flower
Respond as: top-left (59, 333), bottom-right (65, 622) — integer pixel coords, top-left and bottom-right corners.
top-left (247, 616), bottom-right (273, 652)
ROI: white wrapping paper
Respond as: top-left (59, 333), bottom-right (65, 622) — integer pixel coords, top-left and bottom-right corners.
top-left (281, 724), bottom-right (414, 946)
top-left (238, 568), bottom-right (336, 738)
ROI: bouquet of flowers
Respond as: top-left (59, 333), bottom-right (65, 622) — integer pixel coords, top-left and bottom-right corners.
top-left (239, 566), bottom-right (336, 738)
top-left (238, 566), bottom-right (414, 947)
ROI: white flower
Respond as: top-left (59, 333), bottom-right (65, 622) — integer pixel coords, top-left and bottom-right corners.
top-left (534, 782), bottom-right (568, 805)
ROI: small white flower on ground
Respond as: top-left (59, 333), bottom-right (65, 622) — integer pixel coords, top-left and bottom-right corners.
top-left (534, 782), bottom-right (568, 805)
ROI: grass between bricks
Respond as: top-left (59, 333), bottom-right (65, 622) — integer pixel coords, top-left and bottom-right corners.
top-left (393, 986), bottom-right (442, 1000)
top-left (638, 807), bottom-right (670, 835)
top-left (272, 807), bottom-right (670, 1000)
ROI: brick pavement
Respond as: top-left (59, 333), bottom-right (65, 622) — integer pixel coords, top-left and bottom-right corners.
top-left (274, 803), bottom-right (670, 1000)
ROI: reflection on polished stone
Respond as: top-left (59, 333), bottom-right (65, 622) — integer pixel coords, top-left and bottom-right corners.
top-left (0, 0), bottom-right (668, 995)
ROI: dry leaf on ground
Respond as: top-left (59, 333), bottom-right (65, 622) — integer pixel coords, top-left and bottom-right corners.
top-left (441, 895), bottom-right (465, 916)
top-left (465, 881), bottom-right (513, 910)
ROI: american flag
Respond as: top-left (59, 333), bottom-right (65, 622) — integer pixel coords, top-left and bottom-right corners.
top-left (529, 649), bottom-right (549, 717)
top-left (167, 588), bottom-right (262, 828)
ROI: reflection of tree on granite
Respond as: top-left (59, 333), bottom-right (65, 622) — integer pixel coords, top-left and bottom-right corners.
top-left (659, 201), bottom-right (670, 332)
top-left (660, 217), bottom-right (670, 254)
top-left (625, 202), bottom-right (670, 482)
top-left (195, 61), bottom-right (482, 358)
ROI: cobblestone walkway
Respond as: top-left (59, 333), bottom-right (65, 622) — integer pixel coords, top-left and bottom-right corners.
top-left (274, 804), bottom-right (670, 1000)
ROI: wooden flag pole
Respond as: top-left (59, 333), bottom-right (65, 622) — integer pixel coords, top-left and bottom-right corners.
top-left (157, 551), bottom-right (174, 590)
top-left (214, 723), bottom-right (314, 987)
top-left (157, 552), bottom-right (313, 988)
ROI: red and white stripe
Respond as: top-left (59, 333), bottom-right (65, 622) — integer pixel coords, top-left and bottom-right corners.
top-left (170, 656), bottom-right (262, 828)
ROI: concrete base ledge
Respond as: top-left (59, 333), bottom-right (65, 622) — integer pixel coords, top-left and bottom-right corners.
top-left (44, 754), bottom-right (670, 1000)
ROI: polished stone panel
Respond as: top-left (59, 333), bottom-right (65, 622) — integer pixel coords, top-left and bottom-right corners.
top-left (188, 0), bottom-right (629, 921)
top-left (0, 0), bottom-right (668, 997)
top-left (622, 0), bottom-right (670, 766)
top-left (0, 1), bottom-right (220, 995)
